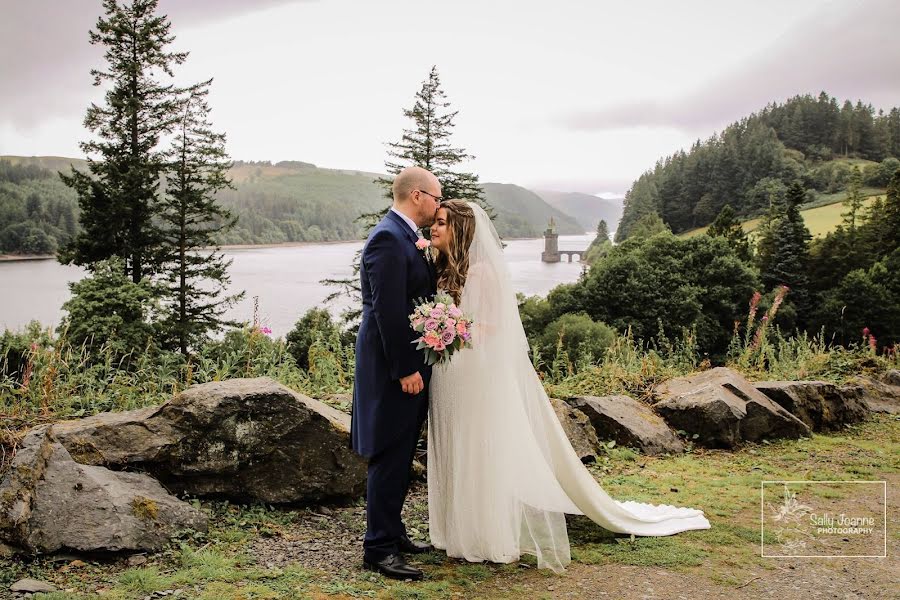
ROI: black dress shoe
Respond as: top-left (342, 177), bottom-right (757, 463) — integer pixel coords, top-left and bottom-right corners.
top-left (398, 535), bottom-right (434, 554)
top-left (363, 553), bottom-right (424, 580)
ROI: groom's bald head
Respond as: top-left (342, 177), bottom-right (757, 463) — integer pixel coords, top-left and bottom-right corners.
top-left (392, 166), bottom-right (438, 204)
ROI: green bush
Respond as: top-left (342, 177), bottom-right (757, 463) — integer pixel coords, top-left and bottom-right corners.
top-left (58, 258), bottom-right (157, 360)
top-left (285, 308), bottom-right (353, 370)
top-left (538, 313), bottom-right (616, 371)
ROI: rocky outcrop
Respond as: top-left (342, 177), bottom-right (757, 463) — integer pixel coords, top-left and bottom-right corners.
top-left (566, 395), bottom-right (684, 455)
top-left (52, 377), bottom-right (367, 504)
top-left (0, 426), bottom-right (206, 554)
top-left (754, 381), bottom-right (869, 431)
top-left (550, 398), bottom-right (601, 461)
top-left (652, 367), bottom-right (810, 449)
top-left (837, 374), bottom-right (900, 414)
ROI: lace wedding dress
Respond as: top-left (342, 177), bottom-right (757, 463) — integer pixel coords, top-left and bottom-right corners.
top-left (427, 204), bottom-right (710, 573)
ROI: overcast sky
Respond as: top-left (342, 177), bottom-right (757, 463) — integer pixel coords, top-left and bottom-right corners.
top-left (1, 0), bottom-right (898, 196)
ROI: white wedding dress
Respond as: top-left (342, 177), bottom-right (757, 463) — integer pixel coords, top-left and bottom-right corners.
top-left (427, 203), bottom-right (710, 573)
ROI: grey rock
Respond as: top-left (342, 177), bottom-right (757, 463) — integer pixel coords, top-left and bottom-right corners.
top-left (550, 398), bottom-right (601, 460)
top-left (0, 427), bottom-right (206, 555)
top-left (754, 381), bottom-right (869, 431)
top-left (566, 395), bottom-right (684, 455)
top-left (840, 375), bottom-right (900, 414)
top-left (10, 578), bottom-right (58, 593)
top-left (52, 377), bottom-right (367, 503)
top-left (652, 367), bottom-right (810, 448)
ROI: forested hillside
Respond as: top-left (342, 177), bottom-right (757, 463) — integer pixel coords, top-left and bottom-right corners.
top-left (0, 157), bottom-right (585, 254)
top-left (616, 93), bottom-right (900, 241)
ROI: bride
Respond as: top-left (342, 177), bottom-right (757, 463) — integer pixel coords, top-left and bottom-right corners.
top-left (426, 200), bottom-right (710, 573)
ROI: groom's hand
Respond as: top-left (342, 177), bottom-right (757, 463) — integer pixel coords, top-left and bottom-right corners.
top-left (400, 371), bottom-right (424, 395)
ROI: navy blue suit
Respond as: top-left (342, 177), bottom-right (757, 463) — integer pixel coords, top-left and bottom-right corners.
top-left (351, 210), bottom-right (436, 560)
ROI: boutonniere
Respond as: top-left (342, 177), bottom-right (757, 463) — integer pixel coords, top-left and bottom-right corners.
top-left (415, 237), bottom-right (434, 263)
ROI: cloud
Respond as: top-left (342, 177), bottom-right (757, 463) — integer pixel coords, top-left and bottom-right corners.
top-left (0, 0), bottom-right (309, 128)
top-left (559, 0), bottom-right (900, 134)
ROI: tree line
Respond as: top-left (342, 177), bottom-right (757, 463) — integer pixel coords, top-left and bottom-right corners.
top-left (616, 92), bottom-right (900, 241)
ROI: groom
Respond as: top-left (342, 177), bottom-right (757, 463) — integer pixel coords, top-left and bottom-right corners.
top-left (351, 166), bottom-right (441, 580)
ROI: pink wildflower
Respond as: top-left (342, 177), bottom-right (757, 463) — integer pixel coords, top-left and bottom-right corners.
top-left (869, 334), bottom-right (878, 352)
top-left (862, 327), bottom-right (870, 338)
top-left (260, 326), bottom-right (272, 335)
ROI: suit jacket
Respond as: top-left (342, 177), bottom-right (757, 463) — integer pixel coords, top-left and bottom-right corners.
top-left (351, 210), bottom-right (437, 458)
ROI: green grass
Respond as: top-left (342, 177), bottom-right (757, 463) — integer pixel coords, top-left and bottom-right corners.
top-left (680, 194), bottom-right (882, 240)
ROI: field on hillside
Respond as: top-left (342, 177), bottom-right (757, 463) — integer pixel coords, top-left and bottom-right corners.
top-left (680, 194), bottom-right (882, 240)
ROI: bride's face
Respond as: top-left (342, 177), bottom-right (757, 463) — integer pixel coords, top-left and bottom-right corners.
top-left (430, 207), bottom-right (450, 253)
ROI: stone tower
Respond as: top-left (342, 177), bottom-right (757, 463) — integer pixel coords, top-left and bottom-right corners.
top-left (541, 217), bottom-right (560, 263)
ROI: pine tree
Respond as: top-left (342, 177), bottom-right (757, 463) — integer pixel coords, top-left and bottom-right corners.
top-left (324, 66), bottom-right (491, 323)
top-left (595, 220), bottom-right (610, 243)
top-left (156, 82), bottom-right (244, 354)
top-left (841, 166), bottom-right (865, 231)
top-left (760, 182), bottom-right (813, 322)
top-left (59, 0), bottom-right (187, 283)
top-left (375, 66), bottom-right (488, 213)
top-left (706, 204), bottom-right (751, 261)
top-left (880, 168), bottom-right (900, 256)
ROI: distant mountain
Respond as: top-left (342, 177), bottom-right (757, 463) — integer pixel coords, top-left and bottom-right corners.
top-left (482, 183), bottom-right (585, 236)
top-left (535, 190), bottom-right (623, 233)
top-left (0, 156), bottom-right (587, 255)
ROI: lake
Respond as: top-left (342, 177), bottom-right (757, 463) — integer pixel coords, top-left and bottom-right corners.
top-left (0, 234), bottom-right (595, 337)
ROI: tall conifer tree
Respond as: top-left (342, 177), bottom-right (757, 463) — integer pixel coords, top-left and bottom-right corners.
top-left (156, 82), bottom-right (244, 354)
top-left (60, 0), bottom-right (186, 283)
top-left (325, 66), bottom-right (491, 323)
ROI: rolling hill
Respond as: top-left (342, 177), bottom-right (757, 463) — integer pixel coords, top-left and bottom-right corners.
top-left (534, 190), bottom-right (623, 233)
top-left (0, 156), bottom-right (587, 255)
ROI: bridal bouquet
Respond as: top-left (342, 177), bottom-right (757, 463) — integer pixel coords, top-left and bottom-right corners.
top-left (409, 292), bottom-right (474, 366)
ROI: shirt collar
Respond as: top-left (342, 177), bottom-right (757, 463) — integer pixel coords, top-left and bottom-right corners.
top-left (390, 207), bottom-right (420, 235)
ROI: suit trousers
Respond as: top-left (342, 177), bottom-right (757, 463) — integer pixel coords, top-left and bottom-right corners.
top-left (363, 395), bottom-right (428, 561)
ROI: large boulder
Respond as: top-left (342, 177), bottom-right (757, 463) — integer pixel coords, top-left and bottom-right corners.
top-left (52, 377), bottom-right (367, 504)
top-left (754, 381), bottom-right (869, 431)
top-left (652, 367), bottom-right (810, 449)
top-left (550, 398), bottom-right (601, 461)
top-left (840, 375), bottom-right (900, 414)
top-left (566, 395), bottom-right (684, 455)
top-left (0, 426), bottom-right (206, 554)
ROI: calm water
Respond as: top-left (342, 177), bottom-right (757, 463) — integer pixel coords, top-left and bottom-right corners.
top-left (0, 234), bottom-right (594, 337)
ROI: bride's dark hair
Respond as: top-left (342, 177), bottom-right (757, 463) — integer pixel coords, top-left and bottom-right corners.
top-left (435, 200), bottom-right (476, 305)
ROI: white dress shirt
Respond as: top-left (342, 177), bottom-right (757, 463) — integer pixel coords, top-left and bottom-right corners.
top-left (390, 207), bottom-right (420, 236)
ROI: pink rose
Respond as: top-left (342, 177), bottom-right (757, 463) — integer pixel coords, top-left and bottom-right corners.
top-left (445, 318), bottom-right (456, 328)
top-left (448, 306), bottom-right (462, 318)
top-left (415, 238), bottom-right (431, 251)
top-left (429, 307), bottom-right (444, 319)
top-left (424, 332), bottom-right (440, 347)
top-left (433, 341), bottom-right (445, 352)
top-left (456, 321), bottom-right (468, 335)
top-left (441, 329), bottom-right (456, 344)
top-left (424, 318), bottom-right (439, 331)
